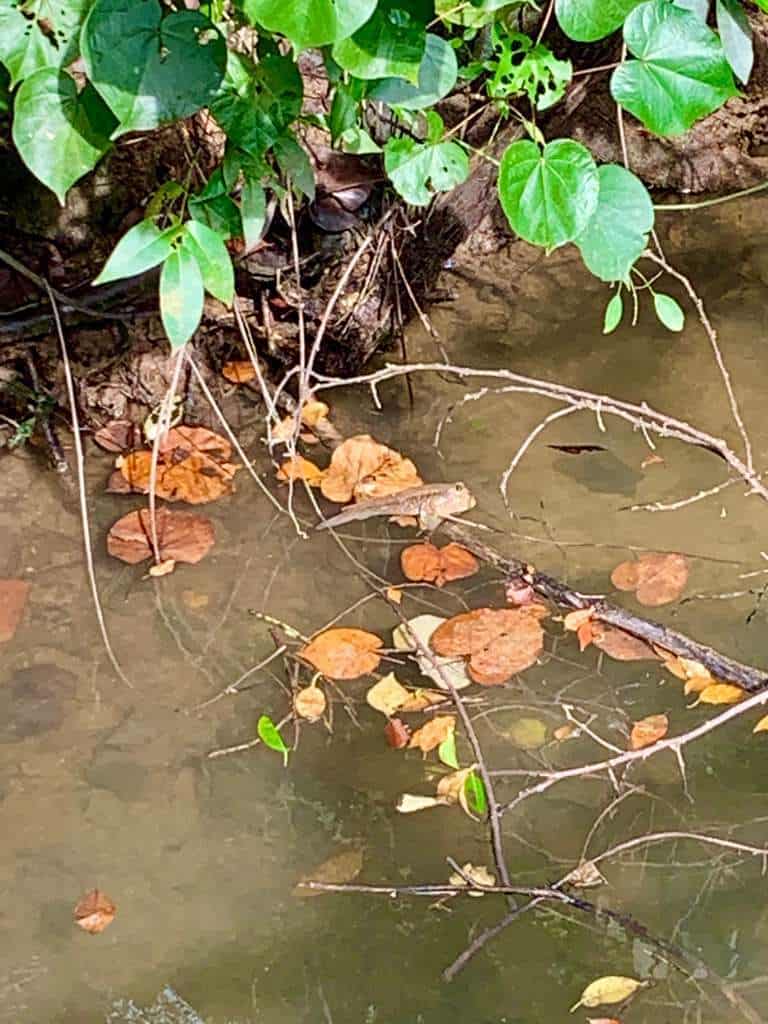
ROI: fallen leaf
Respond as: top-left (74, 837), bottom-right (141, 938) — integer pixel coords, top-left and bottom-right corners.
top-left (563, 608), bottom-right (594, 631)
top-left (385, 717), bottom-right (412, 748)
top-left (659, 653), bottom-right (713, 688)
top-left (301, 627), bottom-right (382, 680)
top-left (629, 713), bottom-right (669, 750)
top-left (400, 542), bottom-right (479, 587)
top-left (554, 723), bottom-right (577, 741)
top-left (294, 685), bottom-right (326, 720)
top-left (320, 434), bottom-right (422, 504)
top-left (565, 860), bottom-right (605, 888)
top-left (222, 360), bottom-right (256, 383)
top-left (398, 688), bottom-right (446, 712)
top-left (571, 976), bottom-right (642, 1012)
top-left (296, 847), bottom-right (363, 897)
top-left (641, 452), bottom-right (665, 469)
top-left (430, 606), bottom-right (547, 685)
top-left (148, 558), bottom-right (176, 577)
top-left (0, 579), bottom-right (31, 643)
top-left (386, 586), bottom-right (403, 605)
top-left (301, 399), bottom-right (330, 428)
top-left (577, 620), bottom-right (595, 651)
top-left (505, 578), bottom-right (536, 606)
top-left (392, 614), bottom-right (473, 691)
top-left (366, 672), bottom-right (411, 716)
top-left (74, 889), bottom-right (116, 934)
top-left (409, 715), bottom-right (455, 753)
top-left (276, 455), bottom-right (326, 486)
top-left (587, 1019), bottom-right (620, 1024)
top-left (396, 793), bottom-right (448, 813)
top-left (436, 766), bottom-right (474, 805)
top-left (610, 552), bottom-right (688, 606)
top-left (448, 863), bottom-right (496, 895)
top-left (692, 683), bottom-right (745, 706)
top-left (106, 507), bottom-right (215, 566)
top-left (117, 426), bottom-right (238, 504)
top-left (753, 715), bottom-right (768, 734)
top-left (503, 717), bottom-right (547, 750)
top-left (93, 419), bottom-right (142, 453)
top-left (592, 624), bottom-right (660, 662)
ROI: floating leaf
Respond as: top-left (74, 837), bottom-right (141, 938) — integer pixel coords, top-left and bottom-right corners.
top-left (366, 672), bottom-right (411, 716)
top-left (566, 860), bottom-right (606, 888)
top-left (301, 627), bottom-right (383, 680)
top-left (294, 685), bottom-right (326, 721)
top-left (386, 586), bottom-right (403, 605)
top-left (611, 552), bottom-right (688, 606)
top-left (396, 793), bottom-right (448, 813)
top-left (384, 111), bottom-right (469, 207)
top-left (438, 730), bottom-right (460, 769)
top-left (554, 723), bottom-right (577, 741)
top-left (641, 453), bottom-right (665, 469)
top-left (753, 715), bottom-right (768, 734)
top-left (276, 455), bottom-right (326, 487)
top-left (74, 889), bottom-right (116, 934)
top-left (106, 507), bottom-right (214, 567)
top-left (629, 713), bottom-right (668, 750)
top-left (296, 847), bottom-right (364, 897)
top-left (430, 606), bottom-right (547, 685)
top-left (564, 607), bottom-right (594, 631)
top-left (385, 717), bottom-right (412, 748)
top-left (410, 715), bottom-right (456, 754)
top-left (571, 975), bottom-right (642, 1012)
top-left (653, 292), bottom-right (685, 332)
top-left (401, 542), bottom-right (479, 587)
top-left (0, 579), bottom-right (31, 644)
top-left (463, 770), bottom-right (488, 817)
top-left (592, 624), bottom-right (660, 662)
top-left (117, 426), bottom-right (239, 504)
top-left (257, 714), bottom-right (290, 765)
top-left (448, 862), bottom-right (496, 895)
top-left (393, 614), bottom-right (473, 690)
top-left (320, 434), bottom-right (421, 504)
top-left (692, 683), bottom-right (745, 706)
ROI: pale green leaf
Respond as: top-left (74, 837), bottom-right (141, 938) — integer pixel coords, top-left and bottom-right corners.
top-left (0, 0), bottom-right (89, 87)
top-left (241, 179), bottom-right (267, 251)
top-left (603, 292), bottom-right (624, 334)
top-left (575, 164), bottom-right (654, 282)
top-left (241, 0), bottom-right (377, 49)
top-left (555, 0), bottom-right (641, 41)
top-left (716, 0), bottom-right (753, 84)
top-left (93, 220), bottom-right (178, 285)
top-left (384, 114), bottom-right (469, 206)
top-left (369, 34), bottom-right (457, 110)
top-left (181, 221), bottom-right (234, 305)
top-left (653, 292), bottom-right (685, 332)
top-left (438, 731), bottom-right (460, 769)
top-left (160, 246), bottom-right (204, 349)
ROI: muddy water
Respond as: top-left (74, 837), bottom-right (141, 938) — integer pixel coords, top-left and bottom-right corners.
top-left (2, 197), bottom-right (768, 1023)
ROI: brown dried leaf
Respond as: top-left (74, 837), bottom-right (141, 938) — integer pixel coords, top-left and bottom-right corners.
top-left (296, 847), bottom-right (364, 897)
top-left (398, 688), bottom-right (446, 712)
top-left (118, 426), bottom-right (238, 504)
top-left (430, 606), bottom-right (546, 685)
top-left (563, 608), bottom-right (594, 632)
top-left (409, 714), bottom-right (455, 753)
top-left (591, 624), bottom-right (660, 662)
top-left (300, 627), bottom-right (382, 680)
top-left (629, 713), bottom-right (669, 750)
top-left (401, 542), bottom-right (479, 587)
top-left (436, 766), bottom-right (474, 804)
top-left (74, 889), bottom-right (116, 934)
top-left (566, 860), bottom-right (605, 888)
top-left (0, 579), bottom-right (31, 644)
top-left (276, 455), bottom-right (326, 487)
top-left (294, 685), bottom-right (327, 721)
top-left (222, 360), bottom-right (256, 383)
top-left (610, 552), bottom-right (688, 606)
top-left (385, 717), bottom-right (411, 748)
top-left (106, 507), bottom-right (215, 566)
top-left (320, 434), bottom-right (421, 504)
top-left (93, 419), bottom-right (142, 453)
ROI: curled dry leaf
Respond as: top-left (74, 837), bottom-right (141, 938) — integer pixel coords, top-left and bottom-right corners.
top-left (366, 672), bottom-right (410, 716)
top-left (753, 715), bottom-right (768, 734)
top-left (610, 552), bottom-right (688, 607)
top-left (641, 452), bottom-right (665, 469)
top-left (117, 426), bottom-right (239, 504)
top-left (659, 653), bottom-right (713, 692)
top-left (629, 713), bottom-right (669, 751)
top-left (396, 793), bottom-right (448, 813)
top-left (409, 715), bottom-right (455, 753)
top-left (448, 863), bottom-right (496, 896)
top-left (74, 889), bottom-right (116, 934)
top-left (571, 976), bottom-right (642, 1012)
top-left (301, 400), bottom-right (330, 428)
top-left (692, 683), bottom-right (745, 706)
top-left (0, 578), bottom-right (31, 643)
top-left (398, 688), bottom-right (446, 712)
top-left (430, 606), bottom-right (547, 685)
top-left (276, 455), bottom-right (326, 486)
top-left (93, 419), bottom-right (142, 453)
top-left (107, 507), bottom-right (215, 566)
top-left (300, 627), bottom-right (382, 680)
top-left (294, 685), bottom-right (326, 721)
top-left (563, 608), bottom-right (594, 632)
top-left (565, 860), bottom-right (605, 888)
top-left (400, 542), bottom-right (479, 588)
top-left (591, 624), bottom-right (659, 662)
top-left (385, 717), bottom-right (411, 748)
top-left (295, 847), bottom-right (363, 898)
top-left (222, 360), bottom-right (256, 383)
top-left (436, 766), bottom-right (474, 805)
top-left (320, 434), bottom-right (422, 504)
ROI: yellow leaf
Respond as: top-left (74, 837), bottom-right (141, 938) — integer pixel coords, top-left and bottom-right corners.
top-left (396, 793), bottom-right (448, 813)
top-left (448, 863), bottom-right (496, 896)
top-left (570, 976), bottom-right (643, 1012)
top-left (753, 714), bottom-right (768, 734)
top-left (692, 683), bottom-right (745, 706)
top-left (563, 608), bottom-right (593, 631)
top-left (301, 399), bottom-right (330, 428)
top-left (276, 455), bottom-right (326, 487)
top-left (366, 673), bottom-right (410, 716)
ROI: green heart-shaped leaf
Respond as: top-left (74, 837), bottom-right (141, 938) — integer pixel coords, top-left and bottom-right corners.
top-left (333, 0), bottom-right (430, 83)
top-left (384, 112), bottom-right (469, 206)
top-left (575, 164), bottom-right (654, 282)
top-left (241, 0), bottom-right (377, 50)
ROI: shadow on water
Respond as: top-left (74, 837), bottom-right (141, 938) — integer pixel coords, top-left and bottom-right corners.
top-left (1, 197), bottom-right (768, 1023)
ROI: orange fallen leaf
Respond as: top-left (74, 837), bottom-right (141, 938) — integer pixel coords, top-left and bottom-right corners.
top-left (300, 627), bottom-right (383, 680)
top-left (692, 683), bottom-right (745, 706)
top-left (629, 713), bottom-right (669, 750)
top-left (320, 434), bottom-right (422, 504)
top-left (401, 542), bottom-right (479, 588)
top-left (222, 360), bottom-right (256, 383)
top-left (294, 685), bottom-right (326, 720)
top-left (430, 606), bottom-right (547, 685)
top-left (0, 578), bottom-right (31, 644)
top-left (386, 586), bottom-right (403, 605)
top-left (74, 889), bottom-right (116, 934)
top-left (409, 714), bottom-right (455, 753)
top-left (641, 452), bottom-right (665, 469)
top-left (577, 620), bottom-right (595, 651)
top-left (106, 507), bottom-right (215, 566)
top-left (591, 624), bottom-right (660, 662)
top-left (117, 426), bottom-right (239, 504)
top-left (276, 455), bottom-right (326, 486)
top-left (611, 552), bottom-right (688, 606)
top-left (659, 653), bottom-right (713, 690)
top-left (563, 608), bottom-right (594, 632)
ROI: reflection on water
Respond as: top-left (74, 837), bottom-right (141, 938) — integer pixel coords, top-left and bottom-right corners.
top-left (1, 198), bottom-right (768, 1023)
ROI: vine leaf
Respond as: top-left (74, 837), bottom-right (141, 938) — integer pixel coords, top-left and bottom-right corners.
top-left (486, 29), bottom-right (572, 111)
top-left (93, 220), bottom-right (179, 285)
top-left (653, 293), bottom-right (685, 332)
top-left (555, 0), bottom-right (640, 42)
top-left (603, 292), bottom-right (624, 334)
top-left (370, 33), bottom-right (458, 110)
top-left (241, 0), bottom-right (376, 49)
top-left (180, 221), bottom-right (234, 306)
top-left (571, 975), bottom-right (643, 1012)
top-left (12, 70), bottom-right (116, 204)
top-left (575, 164), bottom-right (654, 282)
top-left (498, 138), bottom-right (599, 249)
top-left (385, 111), bottom-right (469, 206)
top-left (82, 0), bottom-right (227, 137)
top-left (160, 245), bottom-right (204, 349)
top-left (241, 178), bottom-right (267, 251)
top-left (333, 0), bottom-right (430, 83)
top-left (610, 0), bottom-right (738, 137)
top-left (0, 0), bottom-right (90, 87)
top-left (716, 0), bottom-right (753, 84)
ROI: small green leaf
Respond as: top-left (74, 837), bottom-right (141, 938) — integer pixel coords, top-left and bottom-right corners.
top-left (653, 292), bottom-right (685, 332)
top-left (384, 112), bottom-right (469, 206)
top-left (339, 126), bottom-right (382, 153)
top-left (241, 178), bottom-right (267, 251)
top-left (464, 771), bottom-right (487, 816)
top-left (180, 221), bottom-right (234, 305)
top-left (330, 81), bottom-right (358, 142)
top-left (12, 70), bottom-right (116, 204)
top-left (275, 135), bottom-right (316, 199)
top-left (332, 0), bottom-right (430, 83)
top-left (575, 164), bottom-right (654, 282)
top-left (369, 34), bottom-right (458, 110)
top-left (242, 0), bottom-right (377, 49)
top-left (0, 0), bottom-right (90, 87)
top-left (716, 0), bottom-right (753, 84)
top-left (93, 220), bottom-right (178, 285)
top-left (498, 138), bottom-right (599, 249)
top-left (603, 292), bottom-right (624, 334)
top-left (610, 0), bottom-right (738, 137)
top-left (486, 27), bottom-right (572, 111)
top-left (257, 714), bottom-right (290, 766)
top-left (160, 246), bottom-right (204, 349)
top-left (438, 731), bottom-right (459, 769)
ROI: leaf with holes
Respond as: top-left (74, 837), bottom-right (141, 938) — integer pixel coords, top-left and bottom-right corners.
top-left (487, 28), bottom-right (572, 111)
top-left (575, 165), bottom-right (654, 282)
top-left (385, 112), bottom-right (469, 207)
top-left (0, 0), bottom-right (90, 87)
top-left (498, 138), bottom-right (599, 249)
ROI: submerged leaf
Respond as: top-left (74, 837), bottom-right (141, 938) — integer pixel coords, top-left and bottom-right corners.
top-left (74, 889), bottom-right (116, 934)
top-left (0, 579), bottom-right (31, 644)
top-left (611, 552), bottom-right (688, 606)
top-left (629, 713), bottom-right (668, 750)
top-left (301, 627), bottom-right (383, 680)
top-left (106, 507), bottom-right (215, 566)
top-left (401, 542), bottom-right (479, 587)
top-left (296, 847), bottom-right (364, 897)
